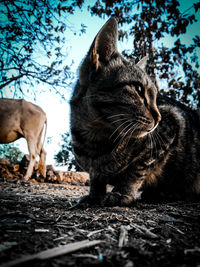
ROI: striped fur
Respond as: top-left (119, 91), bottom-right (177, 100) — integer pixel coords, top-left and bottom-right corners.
top-left (70, 18), bottom-right (200, 206)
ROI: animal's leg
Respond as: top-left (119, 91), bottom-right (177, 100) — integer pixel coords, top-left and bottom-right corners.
top-left (88, 174), bottom-right (107, 202)
top-left (36, 130), bottom-right (47, 178)
top-left (102, 178), bottom-right (144, 206)
top-left (23, 138), bottom-right (37, 181)
top-left (38, 147), bottom-right (46, 177)
top-left (71, 173), bottom-right (107, 208)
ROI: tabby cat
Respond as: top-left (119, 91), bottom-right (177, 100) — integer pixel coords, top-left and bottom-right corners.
top-left (70, 18), bottom-right (200, 206)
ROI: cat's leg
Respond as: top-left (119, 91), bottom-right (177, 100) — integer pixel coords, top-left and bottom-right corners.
top-left (87, 174), bottom-right (107, 203)
top-left (73, 171), bottom-right (107, 207)
top-left (102, 177), bottom-right (144, 206)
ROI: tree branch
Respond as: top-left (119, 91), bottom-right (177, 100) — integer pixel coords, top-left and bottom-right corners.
top-left (0, 74), bottom-right (24, 90)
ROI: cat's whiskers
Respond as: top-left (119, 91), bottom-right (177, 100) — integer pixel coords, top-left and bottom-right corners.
top-left (116, 117), bottom-right (149, 146)
top-left (156, 132), bottom-right (167, 150)
top-left (111, 118), bottom-right (130, 125)
top-left (152, 132), bottom-right (161, 151)
top-left (154, 131), bottom-right (166, 152)
top-left (148, 133), bottom-right (153, 161)
top-left (150, 132), bottom-right (158, 161)
top-left (109, 114), bottom-right (160, 154)
top-left (107, 114), bottom-right (127, 119)
top-left (114, 122), bottom-right (140, 152)
top-left (124, 122), bottom-right (140, 149)
top-left (112, 120), bottom-right (134, 142)
top-left (118, 121), bottom-right (138, 142)
top-left (109, 119), bottom-right (131, 140)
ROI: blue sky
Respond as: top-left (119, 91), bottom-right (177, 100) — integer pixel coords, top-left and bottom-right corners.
top-left (4, 0), bottom-right (200, 166)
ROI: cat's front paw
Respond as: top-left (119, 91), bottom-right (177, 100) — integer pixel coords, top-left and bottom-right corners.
top-left (68, 194), bottom-right (102, 209)
top-left (102, 192), bottom-right (134, 207)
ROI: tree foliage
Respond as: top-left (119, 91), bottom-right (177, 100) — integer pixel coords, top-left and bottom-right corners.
top-left (1, 0), bottom-right (199, 106)
top-left (0, 0), bottom-right (85, 98)
top-left (87, 0), bottom-right (200, 107)
top-left (54, 132), bottom-right (80, 171)
top-left (0, 144), bottom-right (24, 163)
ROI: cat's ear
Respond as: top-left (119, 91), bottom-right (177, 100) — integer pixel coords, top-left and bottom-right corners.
top-left (90, 17), bottom-right (118, 70)
top-left (136, 56), bottom-right (148, 71)
top-left (79, 18), bottom-right (118, 87)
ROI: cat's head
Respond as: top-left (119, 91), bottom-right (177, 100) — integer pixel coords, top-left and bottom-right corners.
top-left (79, 18), bottom-right (161, 139)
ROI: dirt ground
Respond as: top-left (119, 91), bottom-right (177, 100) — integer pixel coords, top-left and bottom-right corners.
top-left (0, 177), bottom-right (200, 267)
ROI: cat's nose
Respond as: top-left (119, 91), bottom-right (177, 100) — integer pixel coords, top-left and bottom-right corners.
top-left (154, 113), bottom-right (161, 125)
top-left (151, 107), bottom-right (161, 124)
top-left (157, 115), bottom-right (161, 123)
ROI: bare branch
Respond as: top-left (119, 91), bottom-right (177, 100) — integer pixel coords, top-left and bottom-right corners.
top-left (0, 74), bottom-right (24, 90)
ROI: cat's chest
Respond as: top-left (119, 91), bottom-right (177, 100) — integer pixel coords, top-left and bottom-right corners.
top-left (119, 134), bottom-right (171, 173)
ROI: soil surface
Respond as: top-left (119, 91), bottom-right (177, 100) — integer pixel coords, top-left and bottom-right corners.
top-left (0, 178), bottom-right (200, 267)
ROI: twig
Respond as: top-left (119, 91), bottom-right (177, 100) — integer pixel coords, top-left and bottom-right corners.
top-left (73, 253), bottom-right (98, 260)
top-left (34, 229), bottom-right (50, 233)
top-left (0, 74), bottom-right (24, 90)
top-left (53, 234), bottom-right (68, 242)
top-left (184, 247), bottom-right (200, 255)
top-left (118, 225), bottom-right (131, 247)
top-left (1, 239), bottom-right (102, 267)
top-left (87, 229), bottom-right (104, 238)
top-left (166, 223), bottom-right (184, 235)
top-left (131, 223), bottom-right (158, 239)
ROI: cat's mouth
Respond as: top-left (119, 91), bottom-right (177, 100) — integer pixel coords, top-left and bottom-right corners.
top-left (148, 122), bottom-right (159, 134)
top-left (139, 122), bottom-right (159, 138)
top-left (138, 112), bottom-right (161, 138)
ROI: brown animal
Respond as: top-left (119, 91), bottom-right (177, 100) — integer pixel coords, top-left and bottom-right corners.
top-left (0, 98), bottom-right (47, 180)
